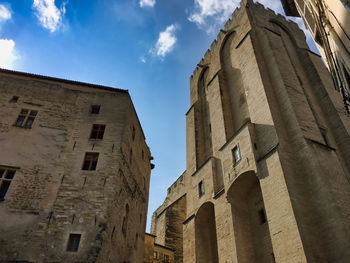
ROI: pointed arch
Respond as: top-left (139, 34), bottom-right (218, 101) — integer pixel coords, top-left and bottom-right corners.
top-left (195, 201), bottom-right (219, 263)
top-left (227, 171), bottom-right (273, 263)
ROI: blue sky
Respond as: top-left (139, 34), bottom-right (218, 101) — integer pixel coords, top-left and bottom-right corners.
top-left (0, 0), bottom-right (317, 231)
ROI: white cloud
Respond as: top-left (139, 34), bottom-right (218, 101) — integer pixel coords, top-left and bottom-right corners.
top-left (140, 0), bottom-right (156, 8)
top-left (188, 0), bottom-right (239, 30)
top-left (188, 0), bottom-right (284, 34)
top-left (140, 56), bottom-right (147, 63)
top-left (152, 24), bottom-right (178, 58)
top-left (0, 4), bottom-right (11, 22)
top-left (0, 39), bottom-right (18, 69)
top-left (257, 0), bottom-right (283, 13)
top-left (32, 0), bottom-right (67, 32)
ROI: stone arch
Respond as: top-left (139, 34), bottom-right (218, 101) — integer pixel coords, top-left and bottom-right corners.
top-left (195, 67), bottom-right (213, 168)
top-left (194, 201), bottom-right (219, 263)
top-left (219, 30), bottom-right (249, 140)
top-left (269, 19), bottom-right (299, 46)
top-left (227, 171), bottom-right (273, 263)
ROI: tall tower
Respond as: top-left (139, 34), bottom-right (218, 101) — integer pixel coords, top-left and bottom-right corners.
top-left (151, 0), bottom-right (350, 262)
top-left (281, 0), bottom-right (350, 112)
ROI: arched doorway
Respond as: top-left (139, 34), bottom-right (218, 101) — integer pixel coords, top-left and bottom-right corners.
top-left (227, 171), bottom-right (273, 263)
top-left (195, 202), bottom-right (219, 263)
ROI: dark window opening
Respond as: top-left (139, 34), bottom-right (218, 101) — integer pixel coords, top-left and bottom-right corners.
top-left (90, 124), bottom-right (106, 139)
top-left (198, 181), bottom-right (204, 197)
top-left (142, 150), bottom-right (144, 160)
top-left (315, 30), bottom-right (324, 47)
top-left (129, 149), bottom-right (133, 165)
top-left (164, 254), bottom-right (170, 263)
top-left (232, 146), bottom-right (241, 164)
top-left (67, 233), bottom-right (81, 252)
top-left (91, 105), bottom-right (100, 114)
top-left (258, 209), bottom-right (267, 224)
top-left (10, 96), bottom-right (19, 103)
top-left (82, 153), bottom-right (99, 171)
top-left (0, 168), bottom-right (16, 201)
top-left (132, 126), bottom-right (135, 141)
top-left (15, 109), bottom-right (37, 128)
top-left (134, 233), bottom-right (138, 248)
top-left (122, 204), bottom-right (129, 237)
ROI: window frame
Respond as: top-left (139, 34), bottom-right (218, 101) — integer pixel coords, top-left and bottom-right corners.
top-left (90, 124), bottom-right (106, 140)
top-left (232, 145), bottom-right (241, 165)
top-left (66, 233), bottom-right (81, 252)
top-left (153, 251), bottom-right (158, 259)
top-left (198, 180), bottom-right (204, 197)
top-left (82, 152), bottom-right (99, 171)
top-left (0, 168), bottom-right (17, 201)
top-left (14, 109), bottom-right (38, 129)
top-left (90, 105), bottom-right (101, 114)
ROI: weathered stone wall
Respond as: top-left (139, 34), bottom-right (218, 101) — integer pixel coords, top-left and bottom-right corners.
top-left (0, 70), bottom-right (151, 263)
top-left (143, 233), bottom-right (156, 263)
top-left (152, 1), bottom-right (350, 262)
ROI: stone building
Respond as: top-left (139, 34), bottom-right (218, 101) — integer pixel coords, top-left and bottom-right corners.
top-left (151, 1), bottom-right (350, 262)
top-left (143, 233), bottom-right (174, 263)
top-left (281, 0), bottom-right (350, 112)
top-left (0, 68), bottom-right (153, 263)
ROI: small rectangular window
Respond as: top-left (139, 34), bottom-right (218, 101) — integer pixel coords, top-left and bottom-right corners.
top-left (67, 233), bottom-right (81, 252)
top-left (82, 153), bottom-right (99, 171)
top-left (153, 251), bottom-right (158, 259)
top-left (14, 109), bottom-right (37, 128)
top-left (164, 254), bottom-right (170, 263)
top-left (91, 105), bottom-right (100, 114)
top-left (258, 209), bottom-right (267, 224)
top-left (198, 181), bottom-right (204, 197)
top-left (10, 96), bottom-right (19, 103)
top-left (0, 168), bottom-right (16, 201)
top-left (90, 124), bottom-right (106, 139)
top-left (232, 145), bottom-right (241, 165)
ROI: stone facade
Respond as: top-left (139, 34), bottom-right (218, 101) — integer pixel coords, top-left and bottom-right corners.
top-left (281, 0), bottom-right (350, 112)
top-left (151, 1), bottom-right (350, 262)
top-left (0, 69), bottom-right (152, 263)
top-left (143, 233), bottom-right (174, 263)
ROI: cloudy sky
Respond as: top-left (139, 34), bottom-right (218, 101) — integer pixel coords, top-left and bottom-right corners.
top-left (0, 0), bottom-right (317, 231)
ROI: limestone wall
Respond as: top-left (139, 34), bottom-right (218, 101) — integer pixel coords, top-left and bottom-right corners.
top-left (151, 1), bottom-right (350, 262)
top-left (0, 70), bottom-right (151, 263)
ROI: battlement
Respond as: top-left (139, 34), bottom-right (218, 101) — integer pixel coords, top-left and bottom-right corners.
top-left (190, 0), bottom-right (306, 81)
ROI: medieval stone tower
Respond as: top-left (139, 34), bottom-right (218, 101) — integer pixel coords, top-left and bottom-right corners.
top-left (151, 1), bottom-right (350, 263)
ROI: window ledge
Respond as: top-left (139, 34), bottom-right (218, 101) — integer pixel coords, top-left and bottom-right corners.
top-left (12, 124), bottom-right (32, 129)
top-left (233, 159), bottom-right (241, 167)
